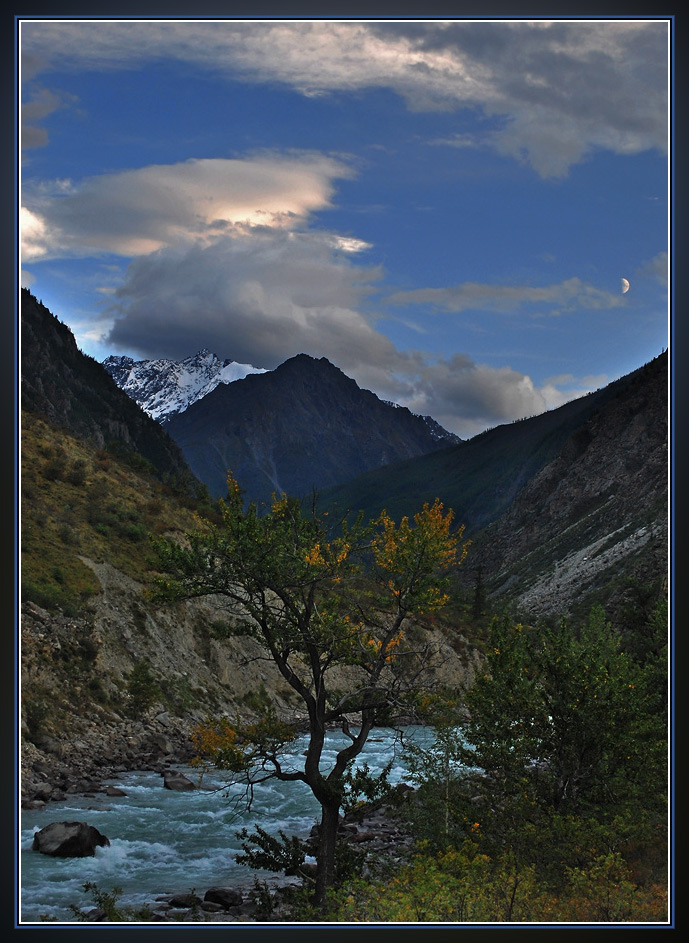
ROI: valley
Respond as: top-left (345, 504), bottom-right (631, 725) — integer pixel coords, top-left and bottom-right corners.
top-left (18, 288), bottom-right (670, 924)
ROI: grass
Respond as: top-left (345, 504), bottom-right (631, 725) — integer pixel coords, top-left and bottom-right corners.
top-left (20, 410), bottom-right (202, 616)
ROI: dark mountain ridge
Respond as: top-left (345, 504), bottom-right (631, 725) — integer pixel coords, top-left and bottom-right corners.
top-left (318, 354), bottom-right (667, 534)
top-left (165, 353), bottom-right (460, 505)
top-left (318, 351), bottom-right (668, 622)
top-left (19, 288), bottom-right (668, 626)
top-left (474, 349), bottom-right (668, 621)
top-left (20, 288), bottom-right (202, 496)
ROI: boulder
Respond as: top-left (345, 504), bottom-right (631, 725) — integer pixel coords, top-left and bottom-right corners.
top-left (162, 769), bottom-right (197, 791)
top-left (200, 901), bottom-right (225, 913)
top-left (32, 821), bottom-right (110, 857)
top-left (168, 892), bottom-right (203, 908)
top-left (31, 782), bottom-right (54, 801)
top-left (204, 886), bottom-right (243, 909)
top-left (145, 732), bottom-right (174, 755)
top-left (105, 785), bottom-right (127, 797)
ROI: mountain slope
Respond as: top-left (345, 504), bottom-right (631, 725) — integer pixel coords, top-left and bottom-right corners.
top-left (472, 350), bottom-right (668, 621)
top-left (21, 288), bottom-right (202, 496)
top-left (317, 369), bottom-right (648, 534)
top-left (318, 352), bottom-right (668, 621)
top-left (20, 409), bottom-right (479, 804)
top-left (102, 349), bottom-right (267, 423)
top-left (165, 353), bottom-right (460, 504)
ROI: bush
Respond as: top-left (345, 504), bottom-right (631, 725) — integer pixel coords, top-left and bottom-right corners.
top-left (42, 448), bottom-right (68, 481)
top-left (126, 660), bottom-right (161, 715)
top-left (65, 460), bottom-right (88, 486)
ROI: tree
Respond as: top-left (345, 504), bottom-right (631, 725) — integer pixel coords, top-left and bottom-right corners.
top-left (472, 564), bottom-right (486, 622)
top-left (151, 473), bottom-right (468, 906)
top-left (443, 605), bottom-right (668, 898)
top-left (457, 607), bottom-right (665, 817)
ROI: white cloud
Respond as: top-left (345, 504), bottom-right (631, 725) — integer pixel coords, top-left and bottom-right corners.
top-left (20, 153), bottom-right (355, 261)
top-left (20, 18), bottom-right (668, 178)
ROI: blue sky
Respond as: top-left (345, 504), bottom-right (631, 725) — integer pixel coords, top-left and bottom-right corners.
top-left (19, 17), bottom-right (670, 437)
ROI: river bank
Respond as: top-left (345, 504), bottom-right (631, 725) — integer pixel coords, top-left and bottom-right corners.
top-left (20, 723), bottom-right (422, 924)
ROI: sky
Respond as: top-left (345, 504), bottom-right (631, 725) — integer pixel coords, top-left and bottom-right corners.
top-left (18, 16), bottom-right (670, 439)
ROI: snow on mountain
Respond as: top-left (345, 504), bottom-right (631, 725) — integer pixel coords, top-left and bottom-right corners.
top-left (104, 349), bottom-right (461, 449)
top-left (383, 401), bottom-right (461, 445)
top-left (102, 349), bottom-right (268, 423)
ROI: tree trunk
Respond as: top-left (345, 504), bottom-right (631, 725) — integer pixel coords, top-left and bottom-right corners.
top-left (313, 797), bottom-right (341, 908)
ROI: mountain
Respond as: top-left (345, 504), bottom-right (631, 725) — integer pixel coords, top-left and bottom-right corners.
top-left (102, 349), bottom-right (267, 423)
top-left (20, 288), bottom-right (202, 496)
top-left (318, 352), bottom-right (668, 623)
top-left (18, 290), bottom-right (667, 810)
top-left (20, 377), bottom-right (476, 808)
top-left (163, 353), bottom-right (461, 504)
top-left (473, 350), bottom-right (668, 622)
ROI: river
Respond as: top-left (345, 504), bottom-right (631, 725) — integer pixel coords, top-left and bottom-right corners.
top-left (19, 725), bottom-right (435, 924)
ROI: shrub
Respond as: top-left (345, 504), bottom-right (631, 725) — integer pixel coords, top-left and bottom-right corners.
top-left (126, 660), bottom-right (161, 715)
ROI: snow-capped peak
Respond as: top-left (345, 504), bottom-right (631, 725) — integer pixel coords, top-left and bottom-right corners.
top-left (103, 350), bottom-right (268, 423)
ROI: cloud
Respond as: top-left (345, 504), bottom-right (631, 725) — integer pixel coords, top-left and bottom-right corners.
top-left (638, 251), bottom-right (668, 285)
top-left (377, 353), bottom-right (599, 439)
top-left (373, 20), bottom-right (669, 177)
top-left (386, 277), bottom-right (624, 315)
top-left (105, 228), bottom-right (386, 366)
top-left (20, 18), bottom-right (668, 178)
top-left (21, 87), bottom-right (69, 151)
top-left (21, 153), bottom-right (355, 261)
top-left (101, 229), bottom-right (595, 438)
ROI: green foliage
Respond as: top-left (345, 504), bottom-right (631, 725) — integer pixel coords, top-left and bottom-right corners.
top-left (42, 447), bottom-right (69, 482)
top-left (65, 459), bottom-right (88, 486)
top-left (241, 683), bottom-right (272, 713)
top-left (403, 707), bottom-right (469, 851)
top-left (376, 601), bottom-right (669, 924)
top-left (105, 440), bottom-right (158, 477)
top-left (326, 841), bottom-right (667, 923)
top-left (23, 694), bottom-right (49, 743)
top-left (21, 409), bottom-right (205, 617)
top-left (126, 659), bottom-right (161, 716)
top-left (458, 606), bottom-right (665, 820)
top-left (236, 825), bottom-right (311, 880)
top-left (471, 564), bottom-right (486, 621)
top-left (340, 759), bottom-right (393, 815)
top-left (152, 471), bottom-right (467, 905)
top-left (69, 883), bottom-right (154, 922)
top-left (250, 876), bottom-right (277, 917)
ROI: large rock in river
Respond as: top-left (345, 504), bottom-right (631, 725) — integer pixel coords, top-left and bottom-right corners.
top-left (32, 821), bottom-right (110, 857)
top-left (162, 769), bottom-right (197, 791)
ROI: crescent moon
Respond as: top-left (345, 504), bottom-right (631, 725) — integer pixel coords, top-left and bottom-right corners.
top-left (621, 277), bottom-right (630, 294)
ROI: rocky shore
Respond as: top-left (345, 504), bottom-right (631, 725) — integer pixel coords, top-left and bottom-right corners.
top-left (21, 709), bottom-right (198, 810)
top-left (21, 690), bottom-right (417, 923)
top-left (25, 747), bottom-right (417, 924)
top-left (65, 788), bottom-right (416, 923)
top-left (20, 592), bottom-right (433, 923)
